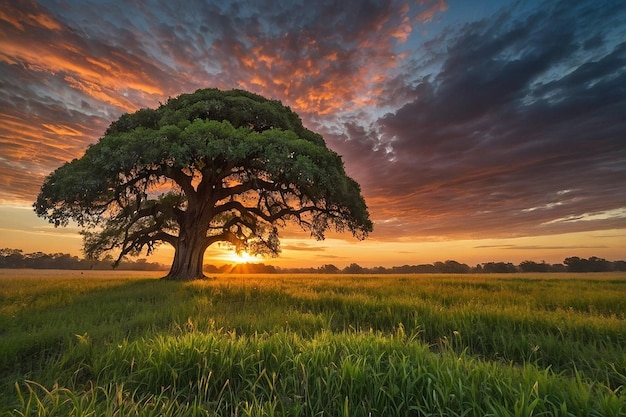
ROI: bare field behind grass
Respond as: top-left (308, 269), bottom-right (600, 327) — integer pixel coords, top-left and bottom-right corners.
top-left (1, 270), bottom-right (625, 416)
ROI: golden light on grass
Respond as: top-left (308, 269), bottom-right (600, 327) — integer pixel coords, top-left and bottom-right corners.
top-left (1, 272), bottom-right (625, 415)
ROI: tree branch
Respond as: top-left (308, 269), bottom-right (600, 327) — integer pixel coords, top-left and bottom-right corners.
top-left (206, 231), bottom-right (246, 251)
top-left (115, 230), bottom-right (177, 265)
top-left (215, 199), bottom-right (321, 225)
top-left (165, 167), bottom-right (196, 203)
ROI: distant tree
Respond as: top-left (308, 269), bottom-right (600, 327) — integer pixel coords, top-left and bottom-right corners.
top-left (434, 260), bottom-right (471, 274)
top-left (25, 252), bottom-right (51, 269)
top-left (413, 264), bottom-right (437, 273)
top-left (203, 264), bottom-right (222, 274)
top-left (318, 264), bottom-right (340, 274)
top-left (0, 248), bottom-right (166, 270)
top-left (34, 88), bottom-right (372, 280)
top-left (343, 263), bottom-right (366, 274)
top-left (564, 256), bottom-right (611, 272)
top-left (612, 260), bottom-right (626, 271)
top-left (481, 262), bottom-right (517, 273)
top-left (370, 266), bottom-right (388, 274)
top-left (390, 265), bottom-right (411, 274)
top-left (0, 248), bottom-right (24, 268)
top-left (588, 256), bottom-right (611, 272)
top-left (519, 260), bottom-right (550, 272)
top-left (564, 256), bottom-right (584, 272)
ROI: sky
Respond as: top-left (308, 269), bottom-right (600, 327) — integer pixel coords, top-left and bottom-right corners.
top-left (1, 0), bottom-right (625, 268)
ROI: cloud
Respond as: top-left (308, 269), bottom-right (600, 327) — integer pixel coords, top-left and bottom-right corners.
top-left (1, 0), bottom-right (624, 246)
top-left (342, 0), bottom-right (626, 240)
top-left (0, 0), bottom-right (183, 200)
top-left (1, 0), bottom-right (447, 203)
top-left (282, 242), bottom-right (327, 252)
top-left (203, 0), bottom-right (436, 115)
top-left (473, 244), bottom-right (607, 250)
top-left (0, 3), bottom-right (167, 108)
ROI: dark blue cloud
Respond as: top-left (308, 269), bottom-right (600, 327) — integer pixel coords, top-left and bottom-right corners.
top-left (345, 0), bottom-right (626, 238)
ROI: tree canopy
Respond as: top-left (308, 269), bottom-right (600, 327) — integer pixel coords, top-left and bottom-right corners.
top-left (34, 88), bottom-right (373, 279)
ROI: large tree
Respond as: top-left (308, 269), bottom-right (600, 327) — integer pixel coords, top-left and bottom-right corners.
top-left (34, 88), bottom-right (373, 280)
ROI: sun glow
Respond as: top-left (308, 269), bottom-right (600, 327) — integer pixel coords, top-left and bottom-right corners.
top-left (228, 250), bottom-right (258, 264)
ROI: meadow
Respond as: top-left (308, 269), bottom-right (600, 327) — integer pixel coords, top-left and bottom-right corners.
top-left (0, 270), bottom-right (624, 416)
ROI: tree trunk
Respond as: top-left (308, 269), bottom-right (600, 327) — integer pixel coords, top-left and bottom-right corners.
top-left (163, 231), bottom-right (207, 280)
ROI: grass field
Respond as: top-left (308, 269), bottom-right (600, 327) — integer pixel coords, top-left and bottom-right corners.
top-left (0, 270), bottom-right (624, 416)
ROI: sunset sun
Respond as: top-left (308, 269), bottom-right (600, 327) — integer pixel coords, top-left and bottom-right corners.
top-left (229, 251), bottom-right (257, 264)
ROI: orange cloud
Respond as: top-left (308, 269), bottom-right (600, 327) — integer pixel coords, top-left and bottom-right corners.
top-left (63, 75), bottom-right (136, 112)
top-left (41, 123), bottom-right (83, 137)
top-left (416, 0), bottom-right (448, 23)
top-left (207, 2), bottom-right (449, 118)
top-left (0, 4), bottom-right (62, 31)
top-left (249, 74), bottom-right (267, 88)
top-left (1, 0), bottom-right (452, 209)
top-left (0, 2), bottom-right (165, 114)
top-left (391, 16), bottom-right (413, 43)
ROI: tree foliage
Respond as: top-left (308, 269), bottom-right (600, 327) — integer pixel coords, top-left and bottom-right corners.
top-left (0, 248), bottom-right (164, 270)
top-left (34, 88), bottom-right (373, 279)
top-left (564, 256), bottom-right (612, 272)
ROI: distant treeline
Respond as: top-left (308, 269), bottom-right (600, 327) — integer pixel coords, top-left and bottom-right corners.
top-left (0, 248), bottom-right (167, 271)
top-left (207, 256), bottom-right (626, 274)
top-left (2, 248), bottom-right (624, 273)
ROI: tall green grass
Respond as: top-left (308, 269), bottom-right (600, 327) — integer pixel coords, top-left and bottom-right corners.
top-left (1, 271), bottom-right (624, 416)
